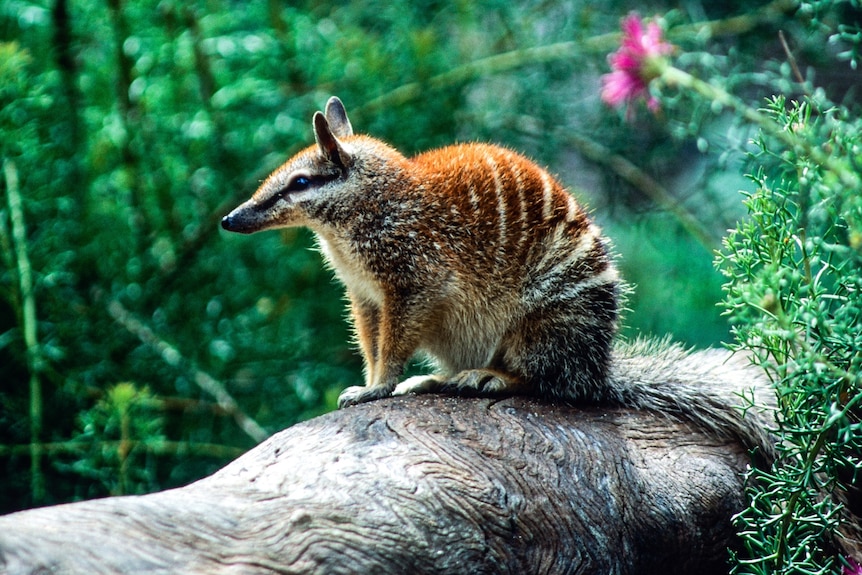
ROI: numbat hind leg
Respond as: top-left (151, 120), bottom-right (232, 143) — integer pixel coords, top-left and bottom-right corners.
top-left (393, 369), bottom-right (523, 397)
top-left (450, 369), bottom-right (523, 394)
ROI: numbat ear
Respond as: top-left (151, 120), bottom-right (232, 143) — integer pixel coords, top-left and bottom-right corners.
top-left (313, 108), bottom-right (352, 169)
top-left (324, 96), bottom-right (353, 138)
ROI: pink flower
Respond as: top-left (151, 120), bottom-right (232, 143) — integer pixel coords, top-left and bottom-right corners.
top-left (601, 14), bottom-right (673, 114)
top-left (844, 557), bottom-right (862, 575)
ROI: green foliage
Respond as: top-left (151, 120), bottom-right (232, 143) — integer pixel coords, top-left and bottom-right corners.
top-left (718, 95), bottom-right (862, 573)
top-left (597, 3), bottom-right (862, 569)
top-left (68, 382), bottom-right (165, 496)
top-left (800, 0), bottom-right (862, 69)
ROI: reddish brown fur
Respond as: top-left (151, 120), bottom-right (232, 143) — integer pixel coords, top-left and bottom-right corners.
top-left (223, 97), bottom-right (619, 408)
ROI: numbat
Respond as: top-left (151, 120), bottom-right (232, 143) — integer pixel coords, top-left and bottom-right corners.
top-left (222, 96), bottom-right (774, 461)
top-left (223, 97), bottom-right (619, 408)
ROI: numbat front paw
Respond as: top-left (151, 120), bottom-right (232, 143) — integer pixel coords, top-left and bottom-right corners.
top-left (337, 385), bottom-right (394, 408)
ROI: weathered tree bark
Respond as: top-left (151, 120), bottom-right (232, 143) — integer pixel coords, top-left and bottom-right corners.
top-left (0, 395), bottom-right (753, 575)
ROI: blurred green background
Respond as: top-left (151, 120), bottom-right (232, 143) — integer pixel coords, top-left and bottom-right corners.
top-left (1, 0), bottom-right (856, 513)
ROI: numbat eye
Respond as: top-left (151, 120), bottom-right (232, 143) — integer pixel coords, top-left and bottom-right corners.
top-left (287, 175), bottom-right (311, 192)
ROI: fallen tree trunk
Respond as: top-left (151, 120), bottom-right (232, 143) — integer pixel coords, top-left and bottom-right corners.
top-left (0, 395), bottom-right (753, 574)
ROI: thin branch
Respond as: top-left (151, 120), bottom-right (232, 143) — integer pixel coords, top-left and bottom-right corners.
top-left (566, 134), bottom-right (718, 251)
top-left (104, 297), bottom-right (270, 443)
top-left (778, 29), bottom-right (807, 90)
top-left (0, 439), bottom-right (245, 460)
top-left (105, 0), bottom-right (147, 240)
top-left (51, 0), bottom-right (83, 164)
top-left (351, 0), bottom-right (799, 119)
top-left (659, 65), bottom-right (860, 190)
top-left (687, 0), bottom-right (799, 40)
top-left (353, 41), bottom-right (584, 119)
top-left (4, 158), bottom-right (45, 502)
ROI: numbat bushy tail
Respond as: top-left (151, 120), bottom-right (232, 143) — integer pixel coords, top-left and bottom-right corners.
top-left (223, 97), bottom-right (774, 456)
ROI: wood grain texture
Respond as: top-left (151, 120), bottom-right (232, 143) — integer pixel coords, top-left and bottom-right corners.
top-left (0, 395), bottom-right (752, 574)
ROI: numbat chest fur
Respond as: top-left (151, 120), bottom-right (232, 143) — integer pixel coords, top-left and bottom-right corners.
top-left (223, 97), bottom-right (619, 408)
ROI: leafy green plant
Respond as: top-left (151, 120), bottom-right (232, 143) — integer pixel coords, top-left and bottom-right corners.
top-left (600, 6), bottom-right (862, 571)
top-left (68, 382), bottom-right (165, 497)
top-left (718, 95), bottom-right (862, 575)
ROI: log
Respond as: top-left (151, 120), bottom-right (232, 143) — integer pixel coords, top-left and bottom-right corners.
top-left (0, 395), bottom-right (753, 574)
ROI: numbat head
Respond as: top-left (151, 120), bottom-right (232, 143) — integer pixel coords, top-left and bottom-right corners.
top-left (223, 97), bottom-right (621, 408)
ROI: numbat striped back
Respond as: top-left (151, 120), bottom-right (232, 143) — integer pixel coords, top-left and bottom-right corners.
top-left (223, 96), bottom-right (620, 408)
